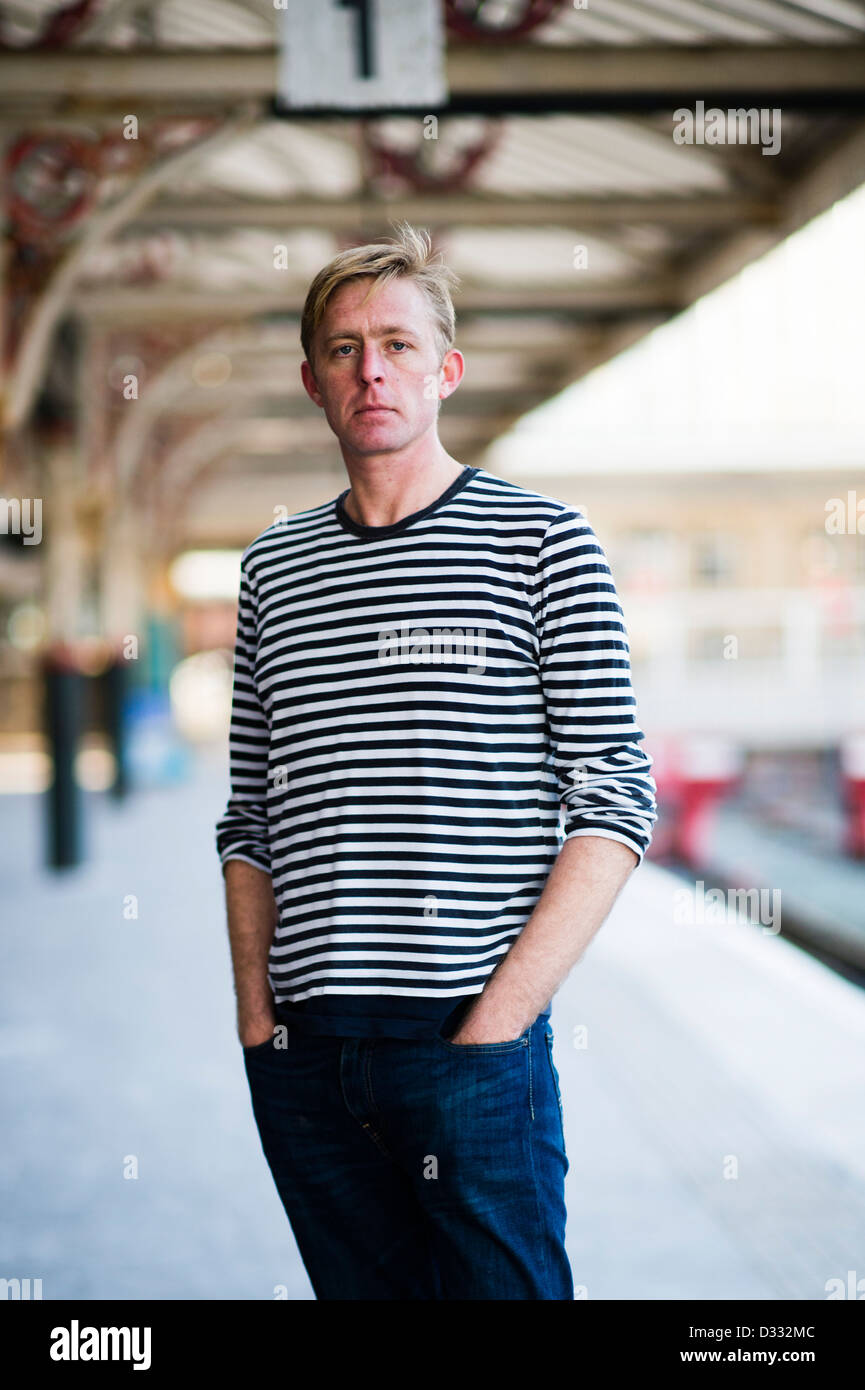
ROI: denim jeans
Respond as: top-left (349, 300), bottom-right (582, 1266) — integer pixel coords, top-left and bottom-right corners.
top-left (242, 1014), bottom-right (573, 1300)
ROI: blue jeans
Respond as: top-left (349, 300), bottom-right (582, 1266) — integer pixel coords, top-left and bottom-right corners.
top-left (243, 1014), bottom-right (573, 1300)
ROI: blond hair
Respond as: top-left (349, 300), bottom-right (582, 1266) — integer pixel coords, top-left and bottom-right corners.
top-left (300, 221), bottom-right (459, 369)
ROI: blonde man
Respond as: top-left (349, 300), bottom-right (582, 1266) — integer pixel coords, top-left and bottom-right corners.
top-left (217, 223), bottom-right (657, 1300)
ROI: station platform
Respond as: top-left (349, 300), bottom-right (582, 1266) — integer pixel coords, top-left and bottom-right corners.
top-left (2, 753), bottom-right (864, 1300)
top-left (704, 802), bottom-right (865, 971)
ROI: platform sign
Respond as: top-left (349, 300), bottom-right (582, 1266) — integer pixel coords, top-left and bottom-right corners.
top-left (277, 0), bottom-right (447, 110)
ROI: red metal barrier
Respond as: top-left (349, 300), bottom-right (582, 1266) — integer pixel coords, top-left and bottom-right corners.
top-left (840, 735), bottom-right (865, 858)
top-left (646, 734), bottom-right (744, 865)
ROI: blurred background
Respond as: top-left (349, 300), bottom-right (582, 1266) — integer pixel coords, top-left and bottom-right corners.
top-left (1, 0), bottom-right (865, 1302)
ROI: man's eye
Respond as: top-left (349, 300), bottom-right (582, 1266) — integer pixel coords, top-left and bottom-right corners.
top-left (391, 341), bottom-right (408, 351)
top-left (334, 345), bottom-right (354, 356)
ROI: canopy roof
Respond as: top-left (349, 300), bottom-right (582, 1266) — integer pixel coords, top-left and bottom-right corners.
top-left (1, 1), bottom-right (863, 541)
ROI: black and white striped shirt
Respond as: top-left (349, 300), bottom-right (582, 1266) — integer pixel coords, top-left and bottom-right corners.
top-left (216, 465), bottom-right (657, 1038)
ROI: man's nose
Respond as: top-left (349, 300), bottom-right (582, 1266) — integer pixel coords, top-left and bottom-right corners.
top-left (358, 346), bottom-right (385, 382)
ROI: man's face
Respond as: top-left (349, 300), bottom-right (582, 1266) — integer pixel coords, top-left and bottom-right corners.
top-left (300, 275), bottom-right (462, 459)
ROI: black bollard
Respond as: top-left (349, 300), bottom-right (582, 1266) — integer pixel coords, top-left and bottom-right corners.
top-left (102, 658), bottom-right (130, 800)
top-left (44, 658), bottom-right (84, 869)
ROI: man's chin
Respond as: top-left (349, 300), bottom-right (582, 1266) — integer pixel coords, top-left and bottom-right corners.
top-left (343, 422), bottom-right (407, 453)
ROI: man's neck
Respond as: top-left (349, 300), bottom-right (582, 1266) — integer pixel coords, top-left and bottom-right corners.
top-left (342, 452), bottom-right (466, 529)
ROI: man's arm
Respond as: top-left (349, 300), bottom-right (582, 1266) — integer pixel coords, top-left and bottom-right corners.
top-left (216, 554), bottom-right (278, 1048)
top-left (453, 508), bottom-right (657, 1044)
top-left (451, 834), bottom-right (636, 1044)
top-left (224, 858), bottom-right (278, 1047)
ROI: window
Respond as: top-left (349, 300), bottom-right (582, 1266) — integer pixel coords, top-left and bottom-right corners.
top-left (691, 532), bottom-right (737, 586)
top-left (615, 528), bottom-right (682, 591)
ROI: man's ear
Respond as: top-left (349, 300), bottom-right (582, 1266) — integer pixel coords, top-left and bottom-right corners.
top-left (438, 348), bottom-right (464, 401)
top-left (301, 357), bottom-right (323, 408)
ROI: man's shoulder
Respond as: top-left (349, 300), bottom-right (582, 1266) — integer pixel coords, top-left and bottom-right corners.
top-left (239, 496), bottom-right (336, 574)
top-left (469, 467), bottom-right (587, 529)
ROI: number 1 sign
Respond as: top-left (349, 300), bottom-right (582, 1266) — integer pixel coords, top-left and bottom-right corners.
top-left (276, 0), bottom-right (447, 111)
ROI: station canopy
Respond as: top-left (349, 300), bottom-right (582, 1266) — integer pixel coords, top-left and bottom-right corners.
top-left (1, 1), bottom-right (863, 542)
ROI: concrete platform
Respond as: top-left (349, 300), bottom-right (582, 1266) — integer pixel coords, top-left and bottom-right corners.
top-left (2, 752), bottom-right (864, 1300)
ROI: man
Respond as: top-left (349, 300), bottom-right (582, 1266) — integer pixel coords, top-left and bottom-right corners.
top-left (216, 222), bottom-right (657, 1300)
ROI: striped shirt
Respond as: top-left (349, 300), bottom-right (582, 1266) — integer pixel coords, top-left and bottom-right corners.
top-left (216, 464), bottom-right (657, 1038)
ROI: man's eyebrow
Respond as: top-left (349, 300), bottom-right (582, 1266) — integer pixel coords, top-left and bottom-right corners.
top-left (323, 325), bottom-right (416, 344)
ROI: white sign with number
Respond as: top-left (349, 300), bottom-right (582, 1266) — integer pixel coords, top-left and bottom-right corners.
top-left (277, 0), bottom-right (447, 110)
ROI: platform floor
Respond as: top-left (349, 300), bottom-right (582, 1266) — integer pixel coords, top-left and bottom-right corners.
top-left (706, 802), bottom-right (865, 970)
top-left (2, 752), bottom-right (865, 1300)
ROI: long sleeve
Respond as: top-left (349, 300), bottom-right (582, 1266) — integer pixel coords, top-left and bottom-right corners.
top-left (215, 557), bottom-right (272, 874)
top-left (533, 509), bottom-right (658, 864)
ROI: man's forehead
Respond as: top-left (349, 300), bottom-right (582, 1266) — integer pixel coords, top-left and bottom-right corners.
top-left (324, 276), bottom-right (426, 321)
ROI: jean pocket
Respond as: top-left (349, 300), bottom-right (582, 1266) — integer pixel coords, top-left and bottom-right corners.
top-left (434, 1025), bottom-right (531, 1054)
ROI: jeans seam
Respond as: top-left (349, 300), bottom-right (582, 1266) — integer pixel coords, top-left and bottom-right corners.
top-left (433, 1035), bottom-right (528, 1053)
top-left (545, 1031), bottom-right (566, 1149)
top-left (526, 1033), bottom-right (550, 1288)
top-left (362, 1040), bottom-right (393, 1159)
top-left (527, 1031), bottom-right (534, 1122)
